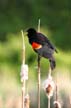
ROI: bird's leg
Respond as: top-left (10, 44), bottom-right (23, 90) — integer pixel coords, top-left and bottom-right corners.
top-left (38, 55), bottom-right (41, 65)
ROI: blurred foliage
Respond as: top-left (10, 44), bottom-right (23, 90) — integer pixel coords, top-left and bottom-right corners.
top-left (0, 0), bottom-right (71, 50)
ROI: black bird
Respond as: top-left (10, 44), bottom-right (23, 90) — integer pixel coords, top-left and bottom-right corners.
top-left (26, 28), bottom-right (57, 70)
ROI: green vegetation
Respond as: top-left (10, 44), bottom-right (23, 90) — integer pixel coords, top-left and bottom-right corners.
top-left (0, 0), bottom-right (71, 50)
top-left (0, 33), bottom-right (71, 108)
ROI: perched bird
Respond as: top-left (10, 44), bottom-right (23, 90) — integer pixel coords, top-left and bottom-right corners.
top-left (26, 28), bottom-right (57, 70)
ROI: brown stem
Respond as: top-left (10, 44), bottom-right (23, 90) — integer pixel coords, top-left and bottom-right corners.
top-left (22, 80), bottom-right (25, 108)
top-left (38, 55), bottom-right (41, 108)
top-left (55, 81), bottom-right (58, 108)
top-left (48, 97), bottom-right (50, 108)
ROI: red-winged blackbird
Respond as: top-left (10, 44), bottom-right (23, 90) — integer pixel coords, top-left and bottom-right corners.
top-left (26, 28), bottom-right (57, 70)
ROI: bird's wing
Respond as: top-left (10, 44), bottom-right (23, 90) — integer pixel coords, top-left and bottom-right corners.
top-left (36, 33), bottom-right (58, 53)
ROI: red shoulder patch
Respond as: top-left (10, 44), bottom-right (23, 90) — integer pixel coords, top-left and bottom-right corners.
top-left (32, 42), bottom-right (42, 49)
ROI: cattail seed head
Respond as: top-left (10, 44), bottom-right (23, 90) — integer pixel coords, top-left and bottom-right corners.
top-left (43, 75), bottom-right (55, 98)
top-left (24, 94), bottom-right (30, 108)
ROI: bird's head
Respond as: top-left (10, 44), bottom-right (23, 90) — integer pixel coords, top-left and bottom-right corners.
top-left (26, 28), bottom-right (37, 38)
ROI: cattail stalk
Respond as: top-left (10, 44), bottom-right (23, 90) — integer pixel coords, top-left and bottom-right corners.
top-left (55, 73), bottom-right (58, 108)
top-left (48, 97), bottom-right (50, 108)
top-left (38, 19), bottom-right (40, 32)
top-left (37, 19), bottom-right (41, 108)
top-left (21, 30), bottom-right (26, 108)
top-left (21, 30), bottom-right (25, 64)
top-left (22, 80), bottom-right (25, 108)
top-left (52, 69), bottom-right (59, 108)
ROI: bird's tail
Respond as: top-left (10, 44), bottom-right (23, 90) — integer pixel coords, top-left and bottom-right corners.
top-left (49, 58), bottom-right (56, 70)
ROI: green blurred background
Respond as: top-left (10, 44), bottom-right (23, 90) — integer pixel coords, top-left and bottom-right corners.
top-left (0, 0), bottom-right (71, 108)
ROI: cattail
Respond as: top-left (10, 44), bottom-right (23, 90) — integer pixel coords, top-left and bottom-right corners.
top-left (43, 74), bottom-right (55, 98)
top-left (54, 101), bottom-right (61, 108)
top-left (24, 94), bottom-right (30, 108)
top-left (20, 64), bottom-right (28, 82)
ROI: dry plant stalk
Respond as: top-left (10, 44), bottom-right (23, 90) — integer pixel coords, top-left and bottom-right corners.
top-left (21, 30), bottom-right (25, 64)
top-left (55, 72), bottom-right (58, 108)
top-left (21, 30), bottom-right (26, 108)
top-left (55, 84), bottom-right (58, 108)
top-left (37, 19), bottom-right (41, 108)
top-left (48, 68), bottom-right (52, 108)
top-left (48, 97), bottom-right (50, 108)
